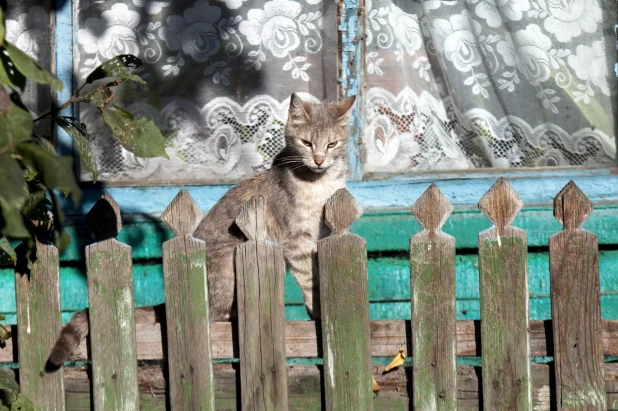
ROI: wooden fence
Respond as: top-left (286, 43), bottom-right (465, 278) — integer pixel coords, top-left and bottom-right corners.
top-left (2, 178), bottom-right (617, 410)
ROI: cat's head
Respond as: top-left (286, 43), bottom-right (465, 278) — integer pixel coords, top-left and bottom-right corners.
top-left (284, 93), bottom-right (356, 174)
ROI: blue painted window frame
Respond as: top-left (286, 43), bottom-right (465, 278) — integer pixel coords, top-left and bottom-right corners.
top-left (54, 1), bottom-right (618, 217)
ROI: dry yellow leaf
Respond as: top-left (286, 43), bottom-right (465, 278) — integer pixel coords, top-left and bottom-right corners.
top-left (384, 347), bottom-right (406, 372)
top-left (372, 376), bottom-right (380, 393)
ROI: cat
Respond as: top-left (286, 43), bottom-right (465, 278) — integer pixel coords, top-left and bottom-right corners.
top-left (46, 93), bottom-right (356, 369)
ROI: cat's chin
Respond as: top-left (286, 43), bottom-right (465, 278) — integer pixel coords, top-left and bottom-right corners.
top-left (311, 167), bottom-right (328, 174)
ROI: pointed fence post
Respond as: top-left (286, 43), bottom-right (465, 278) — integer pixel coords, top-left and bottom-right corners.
top-left (410, 184), bottom-right (456, 410)
top-left (14, 225), bottom-right (65, 410)
top-left (478, 178), bottom-right (531, 410)
top-left (550, 181), bottom-right (605, 410)
top-left (318, 189), bottom-right (373, 411)
top-left (86, 194), bottom-right (139, 410)
top-left (161, 190), bottom-right (215, 410)
top-left (235, 196), bottom-right (287, 411)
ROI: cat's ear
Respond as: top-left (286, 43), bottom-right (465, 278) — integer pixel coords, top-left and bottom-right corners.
top-left (334, 95), bottom-right (357, 124)
top-left (288, 93), bottom-right (310, 124)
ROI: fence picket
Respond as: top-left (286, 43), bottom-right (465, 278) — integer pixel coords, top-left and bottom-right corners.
top-left (14, 227), bottom-right (65, 410)
top-left (550, 181), bottom-right (605, 410)
top-left (478, 178), bottom-right (531, 410)
top-left (161, 190), bottom-right (215, 410)
top-left (410, 184), bottom-right (457, 409)
top-left (318, 188), bottom-right (373, 411)
top-left (86, 194), bottom-right (139, 410)
top-left (235, 196), bottom-right (287, 411)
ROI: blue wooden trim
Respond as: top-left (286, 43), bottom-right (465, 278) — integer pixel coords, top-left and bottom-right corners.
top-left (61, 168), bottom-right (618, 216)
top-left (339, 0), bottom-right (364, 181)
top-left (54, 0), bottom-right (75, 158)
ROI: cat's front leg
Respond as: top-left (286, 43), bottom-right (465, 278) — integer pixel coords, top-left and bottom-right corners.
top-left (285, 242), bottom-right (321, 320)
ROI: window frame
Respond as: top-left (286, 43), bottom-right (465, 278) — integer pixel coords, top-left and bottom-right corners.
top-left (55, 1), bottom-right (618, 218)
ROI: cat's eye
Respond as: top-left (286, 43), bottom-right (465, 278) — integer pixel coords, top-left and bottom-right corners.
top-left (327, 141), bottom-right (338, 148)
top-left (301, 140), bottom-right (312, 147)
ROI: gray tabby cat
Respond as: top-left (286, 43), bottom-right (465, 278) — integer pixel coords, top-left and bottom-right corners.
top-left (46, 93), bottom-right (356, 369)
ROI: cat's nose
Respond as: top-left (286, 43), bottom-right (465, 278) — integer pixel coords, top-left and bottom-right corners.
top-left (314, 158), bottom-right (324, 166)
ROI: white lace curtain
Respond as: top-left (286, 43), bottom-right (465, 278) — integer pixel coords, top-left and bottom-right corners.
top-left (364, 0), bottom-right (617, 173)
top-left (75, 0), bottom-right (335, 181)
top-left (6, 0), bottom-right (617, 181)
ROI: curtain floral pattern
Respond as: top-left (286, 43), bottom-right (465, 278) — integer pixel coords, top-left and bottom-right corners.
top-left (75, 0), bottom-right (333, 181)
top-left (364, 0), bottom-right (617, 172)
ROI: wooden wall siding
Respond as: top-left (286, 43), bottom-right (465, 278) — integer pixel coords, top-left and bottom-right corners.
top-left (409, 184), bottom-right (457, 410)
top-left (318, 189), bottom-right (373, 411)
top-left (4, 250), bottom-right (618, 325)
top-left (14, 230), bottom-right (65, 410)
top-left (160, 190), bottom-right (214, 410)
top-left (550, 182), bottom-right (606, 410)
top-left (3, 363), bottom-right (618, 410)
top-left (235, 197), bottom-right (288, 411)
top-left (85, 194), bottom-right (139, 410)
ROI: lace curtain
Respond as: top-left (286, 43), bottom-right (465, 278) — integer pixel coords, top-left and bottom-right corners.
top-left (74, 0), bottom-right (336, 181)
top-left (363, 0), bottom-right (617, 173)
top-left (5, 0), bottom-right (617, 180)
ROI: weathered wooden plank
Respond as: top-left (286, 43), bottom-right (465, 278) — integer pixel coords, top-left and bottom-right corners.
top-left (409, 184), bottom-right (457, 409)
top-left (86, 194), bottom-right (139, 410)
top-left (6, 318), bottom-right (618, 364)
top-left (160, 190), bottom-right (214, 410)
top-left (318, 189), bottom-right (373, 411)
top-left (550, 181), bottom-right (606, 410)
top-left (14, 229), bottom-right (65, 410)
top-left (34, 362), bottom-right (618, 411)
top-left (235, 196), bottom-right (287, 411)
top-left (478, 178), bottom-right (531, 410)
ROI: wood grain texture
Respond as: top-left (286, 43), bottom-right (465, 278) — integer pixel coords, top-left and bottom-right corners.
top-left (7, 317), bottom-right (617, 363)
top-left (318, 189), bottom-right (373, 411)
top-left (235, 197), bottom-right (288, 411)
top-left (160, 190), bottom-right (214, 410)
top-left (410, 184), bottom-right (457, 409)
top-left (550, 181), bottom-right (605, 410)
top-left (33, 363), bottom-right (618, 411)
top-left (478, 178), bottom-right (531, 411)
top-left (86, 194), bottom-right (139, 410)
top-left (14, 238), bottom-right (65, 410)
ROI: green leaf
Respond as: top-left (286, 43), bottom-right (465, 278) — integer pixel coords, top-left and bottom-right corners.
top-left (3, 42), bottom-right (62, 91)
top-left (0, 87), bottom-right (9, 116)
top-left (0, 47), bottom-right (26, 89)
top-left (9, 394), bottom-right (33, 411)
top-left (54, 117), bottom-right (98, 182)
top-left (49, 191), bottom-right (70, 251)
top-left (0, 199), bottom-right (28, 239)
top-left (14, 143), bottom-right (81, 206)
top-left (100, 105), bottom-right (169, 159)
top-left (77, 86), bottom-right (115, 108)
top-left (85, 54), bottom-right (145, 85)
top-left (32, 136), bottom-right (56, 155)
top-left (21, 186), bottom-right (50, 222)
top-left (0, 367), bottom-right (19, 404)
top-left (0, 237), bottom-right (16, 266)
top-left (0, 6), bottom-right (5, 47)
top-left (0, 100), bottom-right (33, 147)
top-left (0, 155), bottom-right (27, 210)
top-left (0, 323), bottom-right (9, 349)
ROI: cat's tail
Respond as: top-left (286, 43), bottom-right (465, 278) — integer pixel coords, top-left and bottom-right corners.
top-left (45, 310), bottom-right (89, 372)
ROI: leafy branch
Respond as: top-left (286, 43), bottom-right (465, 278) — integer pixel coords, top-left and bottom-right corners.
top-left (0, 7), bottom-right (168, 272)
